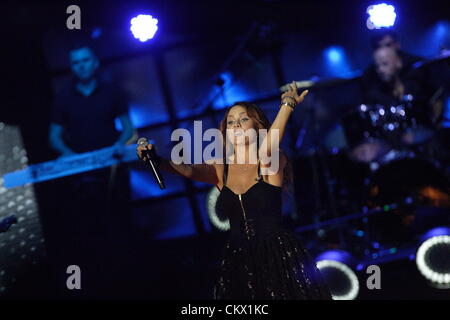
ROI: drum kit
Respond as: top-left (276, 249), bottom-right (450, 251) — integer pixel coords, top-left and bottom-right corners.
top-left (341, 97), bottom-right (449, 246)
top-left (293, 93), bottom-right (450, 250)
top-left (341, 95), bottom-right (434, 164)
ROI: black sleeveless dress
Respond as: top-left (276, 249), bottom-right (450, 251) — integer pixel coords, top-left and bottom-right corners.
top-left (214, 163), bottom-right (332, 300)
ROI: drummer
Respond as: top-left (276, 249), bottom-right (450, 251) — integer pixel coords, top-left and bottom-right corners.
top-left (360, 30), bottom-right (424, 104)
top-left (361, 45), bottom-right (425, 105)
top-left (360, 45), bottom-right (438, 145)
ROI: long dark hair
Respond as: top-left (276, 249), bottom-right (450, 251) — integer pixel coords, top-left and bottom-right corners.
top-left (219, 102), bottom-right (293, 192)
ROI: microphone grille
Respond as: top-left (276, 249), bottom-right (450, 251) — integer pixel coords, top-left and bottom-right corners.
top-left (137, 137), bottom-right (149, 147)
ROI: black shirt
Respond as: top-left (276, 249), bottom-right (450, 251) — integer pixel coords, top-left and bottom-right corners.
top-left (52, 80), bottom-right (129, 153)
top-left (360, 51), bottom-right (425, 106)
top-left (358, 51), bottom-right (440, 128)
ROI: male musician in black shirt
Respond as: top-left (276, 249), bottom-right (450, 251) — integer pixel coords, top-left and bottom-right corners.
top-left (48, 43), bottom-right (135, 298)
top-left (362, 46), bottom-right (425, 105)
top-left (359, 31), bottom-right (439, 148)
top-left (360, 30), bottom-right (426, 106)
top-left (49, 45), bottom-right (134, 154)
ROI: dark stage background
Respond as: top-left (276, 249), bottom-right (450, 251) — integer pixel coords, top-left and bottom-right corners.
top-left (0, 0), bottom-right (449, 300)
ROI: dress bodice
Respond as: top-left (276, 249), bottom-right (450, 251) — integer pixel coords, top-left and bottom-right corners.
top-left (215, 163), bottom-right (283, 240)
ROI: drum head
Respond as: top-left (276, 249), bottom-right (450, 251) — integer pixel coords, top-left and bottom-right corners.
top-left (341, 106), bottom-right (392, 163)
top-left (348, 140), bottom-right (391, 163)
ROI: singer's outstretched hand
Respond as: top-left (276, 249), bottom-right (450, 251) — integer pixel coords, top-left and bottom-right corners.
top-left (137, 142), bottom-right (153, 162)
top-left (281, 81), bottom-right (308, 106)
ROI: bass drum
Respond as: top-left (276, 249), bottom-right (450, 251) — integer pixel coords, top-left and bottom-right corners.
top-left (366, 156), bottom-right (450, 245)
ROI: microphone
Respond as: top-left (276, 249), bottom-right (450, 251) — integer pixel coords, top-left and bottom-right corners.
top-left (137, 137), bottom-right (166, 189)
top-left (279, 80), bottom-right (314, 92)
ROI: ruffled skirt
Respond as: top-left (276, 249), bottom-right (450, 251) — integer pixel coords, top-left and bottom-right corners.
top-left (214, 229), bottom-right (332, 300)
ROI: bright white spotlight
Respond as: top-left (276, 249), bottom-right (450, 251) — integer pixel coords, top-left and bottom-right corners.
top-left (315, 250), bottom-right (360, 300)
top-left (416, 227), bottom-right (450, 288)
top-left (206, 187), bottom-right (230, 231)
top-left (366, 3), bottom-right (396, 29)
top-left (130, 14), bottom-right (158, 42)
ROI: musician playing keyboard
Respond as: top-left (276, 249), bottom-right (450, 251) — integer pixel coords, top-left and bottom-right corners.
top-left (47, 42), bottom-right (134, 298)
top-left (49, 44), bottom-right (134, 156)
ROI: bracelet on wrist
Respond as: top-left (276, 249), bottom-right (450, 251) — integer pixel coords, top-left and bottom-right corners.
top-left (283, 96), bottom-right (297, 104)
top-left (280, 101), bottom-right (296, 109)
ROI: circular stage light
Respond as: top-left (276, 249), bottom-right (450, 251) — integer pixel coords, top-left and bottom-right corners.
top-left (316, 250), bottom-right (360, 300)
top-left (416, 227), bottom-right (450, 288)
top-left (206, 187), bottom-right (230, 231)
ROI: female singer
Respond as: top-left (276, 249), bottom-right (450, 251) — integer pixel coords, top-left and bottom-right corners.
top-left (137, 81), bottom-right (331, 299)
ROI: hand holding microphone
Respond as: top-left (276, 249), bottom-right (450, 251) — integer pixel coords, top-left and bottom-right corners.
top-left (137, 137), bottom-right (166, 189)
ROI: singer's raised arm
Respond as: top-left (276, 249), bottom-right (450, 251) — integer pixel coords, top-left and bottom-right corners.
top-left (258, 82), bottom-right (308, 162)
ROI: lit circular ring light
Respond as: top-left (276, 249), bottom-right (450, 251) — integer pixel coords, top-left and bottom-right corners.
top-left (316, 260), bottom-right (360, 300)
top-left (206, 187), bottom-right (230, 231)
top-left (416, 235), bottom-right (450, 286)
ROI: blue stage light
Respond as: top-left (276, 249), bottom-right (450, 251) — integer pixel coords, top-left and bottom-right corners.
top-left (366, 3), bottom-right (396, 29)
top-left (323, 46), bottom-right (354, 78)
top-left (355, 230), bottom-right (364, 237)
top-left (416, 21), bottom-right (450, 59)
top-left (130, 14), bottom-right (158, 42)
top-left (218, 72), bottom-right (233, 88)
top-left (326, 47), bottom-right (343, 63)
top-left (91, 27), bottom-right (102, 39)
